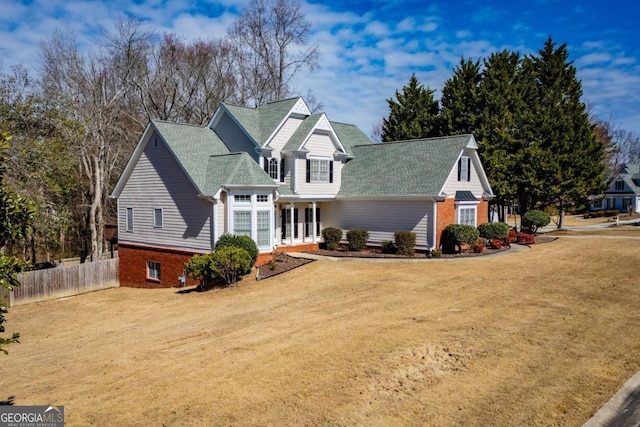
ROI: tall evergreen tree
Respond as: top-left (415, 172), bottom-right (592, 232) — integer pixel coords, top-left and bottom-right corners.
top-left (381, 74), bottom-right (442, 142)
top-left (530, 37), bottom-right (605, 227)
top-left (440, 57), bottom-right (482, 135)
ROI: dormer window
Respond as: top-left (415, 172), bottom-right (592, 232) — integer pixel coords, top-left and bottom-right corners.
top-left (306, 158), bottom-right (333, 183)
top-left (269, 158), bottom-right (278, 180)
top-left (615, 180), bottom-right (624, 191)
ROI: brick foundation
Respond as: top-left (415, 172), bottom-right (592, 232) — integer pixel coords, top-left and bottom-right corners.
top-left (118, 244), bottom-right (203, 288)
top-left (256, 243), bottom-right (320, 266)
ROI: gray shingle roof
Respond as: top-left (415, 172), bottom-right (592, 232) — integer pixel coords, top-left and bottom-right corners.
top-left (338, 135), bottom-right (473, 197)
top-left (152, 120), bottom-right (230, 193)
top-left (331, 122), bottom-right (374, 155)
top-left (282, 114), bottom-right (322, 152)
top-left (222, 98), bottom-right (300, 145)
top-left (204, 152), bottom-right (278, 197)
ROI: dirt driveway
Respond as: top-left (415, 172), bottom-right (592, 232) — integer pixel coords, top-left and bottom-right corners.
top-left (2, 231), bottom-right (640, 426)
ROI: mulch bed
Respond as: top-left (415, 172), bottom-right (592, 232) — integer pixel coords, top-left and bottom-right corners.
top-left (255, 236), bottom-right (558, 280)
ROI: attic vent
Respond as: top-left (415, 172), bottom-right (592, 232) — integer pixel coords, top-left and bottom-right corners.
top-left (152, 137), bottom-right (159, 148)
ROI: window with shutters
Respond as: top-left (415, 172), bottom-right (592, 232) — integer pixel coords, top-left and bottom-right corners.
top-left (458, 156), bottom-right (471, 182)
top-left (309, 159), bottom-right (330, 183)
top-left (269, 158), bottom-right (278, 180)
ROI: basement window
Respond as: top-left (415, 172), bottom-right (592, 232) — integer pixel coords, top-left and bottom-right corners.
top-left (147, 261), bottom-right (161, 281)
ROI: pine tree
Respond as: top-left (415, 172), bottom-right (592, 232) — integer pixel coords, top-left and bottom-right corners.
top-left (381, 74), bottom-right (442, 142)
top-left (530, 37), bottom-right (605, 227)
top-left (440, 57), bottom-right (482, 135)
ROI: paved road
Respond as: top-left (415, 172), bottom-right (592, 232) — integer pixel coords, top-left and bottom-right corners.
top-left (584, 371), bottom-right (640, 427)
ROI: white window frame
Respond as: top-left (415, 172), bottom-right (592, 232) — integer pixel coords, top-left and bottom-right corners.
top-left (234, 194), bottom-right (251, 203)
top-left (126, 207), bottom-right (134, 232)
top-left (147, 261), bottom-right (160, 281)
top-left (256, 194), bottom-right (269, 203)
top-left (458, 156), bottom-right (470, 182)
top-left (233, 211), bottom-right (251, 237)
top-left (310, 158), bottom-right (330, 183)
top-left (257, 211), bottom-right (270, 247)
top-left (269, 158), bottom-right (278, 180)
top-left (456, 204), bottom-right (477, 227)
top-left (153, 208), bottom-right (163, 228)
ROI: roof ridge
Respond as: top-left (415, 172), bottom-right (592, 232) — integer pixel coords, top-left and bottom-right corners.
top-left (151, 119), bottom-right (208, 129)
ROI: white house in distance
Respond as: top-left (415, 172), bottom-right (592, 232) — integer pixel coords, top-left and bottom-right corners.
top-left (590, 163), bottom-right (640, 213)
top-left (111, 97), bottom-right (494, 288)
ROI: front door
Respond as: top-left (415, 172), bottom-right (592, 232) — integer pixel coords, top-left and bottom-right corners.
top-left (281, 208), bottom-right (299, 241)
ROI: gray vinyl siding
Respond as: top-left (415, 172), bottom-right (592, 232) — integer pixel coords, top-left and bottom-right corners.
top-left (268, 117), bottom-right (303, 151)
top-left (118, 132), bottom-right (213, 252)
top-left (441, 150), bottom-right (485, 196)
top-left (296, 133), bottom-right (343, 196)
top-left (214, 112), bottom-right (258, 161)
top-left (325, 199), bottom-right (433, 248)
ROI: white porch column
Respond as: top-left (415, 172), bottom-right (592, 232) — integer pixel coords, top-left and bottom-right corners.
top-left (289, 203), bottom-right (295, 246)
top-left (311, 201), bottom-right (317, 244)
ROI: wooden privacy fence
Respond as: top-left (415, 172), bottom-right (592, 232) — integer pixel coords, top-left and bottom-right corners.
top-left (0, 258), bottom-right (119, 307)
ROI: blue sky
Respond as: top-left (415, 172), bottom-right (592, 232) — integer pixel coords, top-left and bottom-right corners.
top-left (1, 0), bottom-right (639, 136)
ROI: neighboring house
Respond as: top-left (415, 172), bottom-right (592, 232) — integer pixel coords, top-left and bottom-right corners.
top-left (590, 163), bottom-right (640, 213)
top-left (111, 97), bottom-right (494, 288)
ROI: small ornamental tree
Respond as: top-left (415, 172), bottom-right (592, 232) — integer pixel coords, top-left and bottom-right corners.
top-left (211, 246), bottom-right (251, 285)
top-left (521, 209), bottom-right (551, 234)
top-left (441, 224), bottom-right (479, 253)
top-left (215, 234), bottom-right (258, 272)
top-left (184, 253), bottom-right (216, 287)
top-left (322, 227), bottom-right (343, 250)
top-left (346, 229), bottom-right (369, 251)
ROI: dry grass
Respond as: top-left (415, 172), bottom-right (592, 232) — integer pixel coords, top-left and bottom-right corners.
top-left (2, 233), bottom-right (640, 426)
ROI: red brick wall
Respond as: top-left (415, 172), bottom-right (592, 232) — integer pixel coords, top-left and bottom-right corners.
top-left (436, 198), bottom-right (456, 249)
top-left (119, 244), bottom-right (202, 288)
top-left (255, 243), bottom-right (319, 266)
top-left (477, 198), bottom-right (489, 225)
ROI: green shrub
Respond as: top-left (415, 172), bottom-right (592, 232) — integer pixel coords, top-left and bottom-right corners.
top-left (215, 234), bottom-right (258, 271)
top-left (184, 253), bottom-right (216, 282)
top-left (322, 227), bottom-right (343, 250)
top-left (394, 231), bottom-right (416, 256)
top-left (477, 222), bottom-right (510, 240)
top-left (381, 240), bottom-right (396, 254)
top-left (210, 246), bottom-right (251, 284)
top-left (441, 224), bottom-right (479, 254)
top-left (346, 229), bottom-right (369, 251)
top-left (431, 250), bottom-right (442, 258)
top-left (521, 209), bottom-right (551, 234)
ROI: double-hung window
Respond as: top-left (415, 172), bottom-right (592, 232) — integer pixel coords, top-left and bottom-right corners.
top-left (615, 180), bottom-right (625, 191)
top-left (233, 211), bottom-right (251, 237)
top-left (257, 211), bottom-right (270, 247)
top-left (458, 156), bottom-right (471, 182)
top-left (269, 158), bottom-right (278, 180)
top-left (153, 208), bottom-right (163, 228)
top-left (310, 159), bottom-right (329, 182)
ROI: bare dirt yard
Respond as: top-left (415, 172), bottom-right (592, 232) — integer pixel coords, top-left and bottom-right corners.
top-left (2, 231), bottom-right (640, 426)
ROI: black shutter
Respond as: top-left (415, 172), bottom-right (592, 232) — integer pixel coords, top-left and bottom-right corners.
top-left (294, 209), bottom-right (299, 239)
top-left (280, 158), bottom-right (285, 182)
top-left (466, 157), bottom-right (471, 181)
top-left (329, 161), bottom-right (334, 183)
top-left (304, 208), bottom-right (310, 237)
top-left (316, 207), bottom-right (321, 236)
top-left (457, 158), bottom-right (462, 181)
top-left (281, 209), bottom-right (286, 239)
top-left (306, 159), bottom-right (311, 182)
top-left (264, 156), bottom-right (269, 173)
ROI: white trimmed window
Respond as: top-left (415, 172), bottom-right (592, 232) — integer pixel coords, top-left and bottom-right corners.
top-left (257, 211), bottom-right (270, 247)
top-left (269, 158), bottom-right (278, 180)
top-left (458, 207), bottom-right (476, 226)
top-left (235, 194), bottom-right (251, 203)
top-left (147, 261), bottom-right (161, 281)
top-left (153, 208), bottom-right (163, 228)
top-left (126, 208), bottom-right (134, 232)
top-left (233, 211), bottom-right (251, 236)
top-left (310, 159), bottom-right (329, 183)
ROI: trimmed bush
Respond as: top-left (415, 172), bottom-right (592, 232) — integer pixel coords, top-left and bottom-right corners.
top-left (211, 246), bottom-right (252, 284)
top-left (215, 234), bottom-right (258, 271)
top-left (346, 229), bottom-right (369, 251)
top-left (521, 209), bottom-right (550, 234)
top-left (185, 253), bottom-right (216, 284)
top-left (441, 224), bottom-right (479, 254)
top-left (605, 209), bottom-right (620, 217)
top-left (507, 229), bottom-right (517, 244)
top-left (382, 240), bottom-right (396, 254)
top-left (477, 222), bottom-right (510, 241)
top-left (489, 239), bottom-right (502, 249)
top-left (322, 227), bottom-right (343, 250)
top-left (473, 243), bottom-right (484, 253)
top-left (430, 250), bottom-right (442, 258)
top-left (394, 231), bottom-right (416, 256)
top-left (516, 232), bottom-right (535, 245)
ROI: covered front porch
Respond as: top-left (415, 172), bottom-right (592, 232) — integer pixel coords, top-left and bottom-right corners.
top-left (274, 198), bottom-right (327, 248)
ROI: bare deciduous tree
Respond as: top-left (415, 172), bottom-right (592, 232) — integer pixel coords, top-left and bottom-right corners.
top-left (229, 0), bottom-right (319, 106)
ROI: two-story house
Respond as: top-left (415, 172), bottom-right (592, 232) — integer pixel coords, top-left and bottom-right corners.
top-left (111, 97), bottom-right (494, 287)
top-left (590, 163), bottom-right (640, 213)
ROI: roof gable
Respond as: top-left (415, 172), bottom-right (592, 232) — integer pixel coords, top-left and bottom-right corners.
top-left (331, 122), bottom-right (374, 155)
top-left (281, 113), bottom-right (347, 154)
top-left (205, 152), bottom-right (278, 197)
top-left (339, 135), bottom-right (477, 197)
top-left (111, 120), bottom-right (230, 198)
